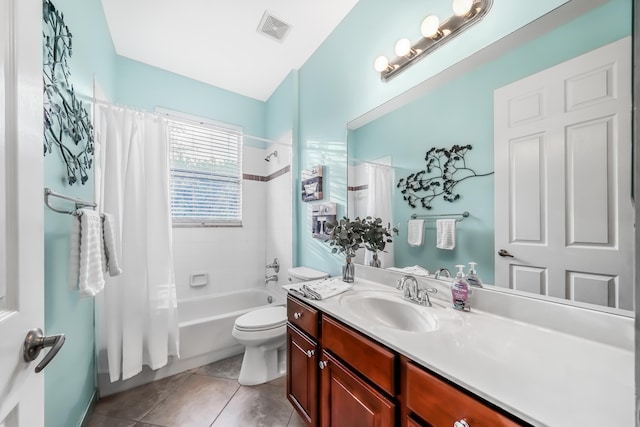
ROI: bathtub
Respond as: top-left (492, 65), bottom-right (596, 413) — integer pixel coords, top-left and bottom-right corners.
top-left (99, 287), bottom-right (284, 397)
top-left (178, 288), bottom-right (285, 360)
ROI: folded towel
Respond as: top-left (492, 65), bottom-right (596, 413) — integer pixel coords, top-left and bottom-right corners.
top-left (407, 219), bottom-right (424, 247)
top-left (436, 219), bottom-right (457, 250)
top-left (71, 209), bottom-right (106, 297)
top-left (387, 265), bottom-right (430, 277)
top-left (288, 278), bottom-right (352, 300)
top-left (102, 213), bottom-right (122, 277)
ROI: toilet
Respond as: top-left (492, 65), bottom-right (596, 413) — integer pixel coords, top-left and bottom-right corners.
top-left (232, 266), bottom-right (328, 386)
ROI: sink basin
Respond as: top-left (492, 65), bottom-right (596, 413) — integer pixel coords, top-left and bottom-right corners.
top-left (338, 291), bottom-right (439, 333)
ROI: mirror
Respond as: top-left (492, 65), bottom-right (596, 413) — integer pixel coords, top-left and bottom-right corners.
top-left (347, 0), bottom-right (634, 313)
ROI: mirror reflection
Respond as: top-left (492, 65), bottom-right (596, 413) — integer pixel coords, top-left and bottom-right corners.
top-left (347, 0), bottom-right (634, 312)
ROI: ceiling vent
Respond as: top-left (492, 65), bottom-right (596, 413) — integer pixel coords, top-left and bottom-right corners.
top-left (257, 11), bottom-right (291, 42)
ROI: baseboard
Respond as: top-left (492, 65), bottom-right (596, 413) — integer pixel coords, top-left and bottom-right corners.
top-left (78, 390), bottom-right (97, 427)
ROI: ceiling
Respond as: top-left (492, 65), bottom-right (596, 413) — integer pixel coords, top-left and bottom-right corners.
top-left (101, 0), bottom-right (359, 102)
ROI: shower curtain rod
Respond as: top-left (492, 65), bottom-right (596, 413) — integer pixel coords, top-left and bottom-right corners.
top-left (44, 187), bottom-right (97, 215)
top-left (78, 94), bottom-right (277, 145)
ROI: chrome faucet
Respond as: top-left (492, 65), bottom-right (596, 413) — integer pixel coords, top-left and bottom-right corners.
top-left (434, 268), bottom-right (451, 280)
top-left (396, 275), bottom-right (437, 307)
top-left (265, 275), bottom-right (278, 284)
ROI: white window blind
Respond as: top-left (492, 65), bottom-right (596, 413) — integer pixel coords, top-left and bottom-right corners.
top-left (166, 114), bottom-right (243, 226)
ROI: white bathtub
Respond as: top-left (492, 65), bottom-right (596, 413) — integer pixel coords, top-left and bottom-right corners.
top-left (99, 287), bottom-right (284, 396)
top-left (178, 288), bottom-right (285, 360)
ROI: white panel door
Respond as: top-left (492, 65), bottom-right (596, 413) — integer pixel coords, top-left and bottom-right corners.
top-left (0, 0), bottom-right (46, 425)
top-left (494, 37), bottom-right (633, 310)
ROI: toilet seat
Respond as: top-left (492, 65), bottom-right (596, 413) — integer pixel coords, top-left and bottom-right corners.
top-left (234, 306), bottom-right (286, 332)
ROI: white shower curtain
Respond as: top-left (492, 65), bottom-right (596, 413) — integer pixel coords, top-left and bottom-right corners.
top-left (364, 162), bottom-right (395, 268)
top-left (94, 104), bottom-right (179, 382)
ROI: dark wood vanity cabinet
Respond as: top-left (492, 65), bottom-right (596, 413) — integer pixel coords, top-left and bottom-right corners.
top-left (286, 294), bottom-right (526, 427)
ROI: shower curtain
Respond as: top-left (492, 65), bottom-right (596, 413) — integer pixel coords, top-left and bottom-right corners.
top-left (94, 104), bottom-right (179, 382)
top-left (364, 162), bottom-right (395, 268)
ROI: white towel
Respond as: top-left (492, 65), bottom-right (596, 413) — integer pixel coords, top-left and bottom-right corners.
top-left (102, 213), bottom-right (122, 277)
top-left (287, 278), bottom-right (352, 300)
top-left (69, 209), bottom-right (106, 297)
top-left (407, 219), bottom-right (424, 247)
top-left (436, 219), bottom-right (457, 250)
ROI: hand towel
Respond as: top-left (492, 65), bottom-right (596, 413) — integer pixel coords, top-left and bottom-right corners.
top-left (73, 209), bottom-right (106, 297)
top-left (102, 213), bottom-right (123, 277)
top-left (407, 219), bottom-right (424, 247)
top-left (436, 219), bottom-right (457, 250)
top-left (286, 278), bottom-right (352, 300)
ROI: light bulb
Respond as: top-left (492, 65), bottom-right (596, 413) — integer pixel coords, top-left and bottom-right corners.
top-left (452, 0), bottom-right (474, 16)
top-left (420, 15), bottom-right (440, 38)
top-left (374, 55), bottom-right (389, 73)
top-left (394, 38), bottom-right (412, 57)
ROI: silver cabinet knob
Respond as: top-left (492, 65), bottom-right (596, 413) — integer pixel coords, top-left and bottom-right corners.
top-left (306, 349), bottom-right (315, 358)
top-left (293, 312), bottom-right (302, 319)
top-left (454, 420), bottom-right (470, 427)
top-left (319, 360), bottom-right (328, 369)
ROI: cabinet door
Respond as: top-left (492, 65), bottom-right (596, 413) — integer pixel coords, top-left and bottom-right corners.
top-left (320, 351), bottom-right (395, 427)
top-left (287, 325), bottom-right (319, 426)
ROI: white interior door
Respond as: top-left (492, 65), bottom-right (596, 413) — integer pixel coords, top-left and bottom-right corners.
top-left (0, 0), bottom-right (46, 425)
top-left (494, 37), bottom-right (633, 310)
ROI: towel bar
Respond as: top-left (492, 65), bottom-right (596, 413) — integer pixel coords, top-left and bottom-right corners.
top-left (44, 188), bottom-right (97, 215)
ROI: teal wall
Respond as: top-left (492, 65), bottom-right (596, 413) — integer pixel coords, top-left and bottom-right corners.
top-left (114, 56), bottom-right (267, 147)
top-left (294, 0), bottom-right (630, 276)
top-left (349, 0), bottom-right (631, 284)
top-left (43, 1), bottom-right (116, 426)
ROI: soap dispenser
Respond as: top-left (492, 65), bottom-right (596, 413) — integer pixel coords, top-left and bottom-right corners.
top-left (451, 264), bottom-right (470, 311)
top-left (466, 262), bottom-right (483, 288)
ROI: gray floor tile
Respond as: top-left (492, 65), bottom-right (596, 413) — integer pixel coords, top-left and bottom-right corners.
top-left (195, 353), bottom-right (244, 380)
top-left (267, 375), bottom-right (286, 388)
top-left (84, 414), bottom-right (137, 427)
top-left (287, 410), bottom-right (308, 427)
top-left (211, 383), bottom-right (293, 427)
top-left (93, 372), bottom-right (191, 421)
top-left (141, 374), bottom-right (240, 427)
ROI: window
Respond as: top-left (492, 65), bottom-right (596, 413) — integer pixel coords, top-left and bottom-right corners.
top-left (164, 110), bottom-right (243, 226)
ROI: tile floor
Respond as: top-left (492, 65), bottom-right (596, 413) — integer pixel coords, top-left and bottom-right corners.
top-left (85, 354), bottom-right (307, 427)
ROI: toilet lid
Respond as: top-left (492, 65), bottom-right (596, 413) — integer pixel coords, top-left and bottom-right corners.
top-left (235, 306), bottom-right (287, 331)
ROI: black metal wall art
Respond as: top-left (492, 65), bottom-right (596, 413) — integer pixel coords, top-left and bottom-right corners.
top-left (43, 0), bottom-right (94, 185)
top-left (396, 144), bottom-right (493, 209)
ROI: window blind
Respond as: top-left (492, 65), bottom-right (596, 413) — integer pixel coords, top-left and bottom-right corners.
top-left (167, 116), bottom-right (243, 226)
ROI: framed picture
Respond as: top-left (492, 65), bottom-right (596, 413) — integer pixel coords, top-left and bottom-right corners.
top-left (301, 165), bottom-right (323, 202)
top-left (312, 203), bottom-right (336, 239)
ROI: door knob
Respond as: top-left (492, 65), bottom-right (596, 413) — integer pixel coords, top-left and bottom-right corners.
top-left (498, 249), bottom-right (514, 258)
top-left (23, 328), bottom-right (66, 373)
top-left (319, 360), bottom-right (328, 369)
top-left (306, 350), bottom-right (315, 358)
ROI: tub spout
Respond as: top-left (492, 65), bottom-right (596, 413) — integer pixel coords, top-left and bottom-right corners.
top-left (265, 275), bottom-right (278, 284)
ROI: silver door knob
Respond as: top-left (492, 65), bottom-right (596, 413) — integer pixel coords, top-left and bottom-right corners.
top-left (319, 360), bottom-right (328, 369)
top-left (306, 350), bottom-right (315, 358)
top-left (454, 420), bottom-right (470, 427)
top-left (498, 249), bottom-right (514, 258)
top-left (293, 312), bottom-right (302, 319)
top-left (23, 328), bottom-right (65, 373)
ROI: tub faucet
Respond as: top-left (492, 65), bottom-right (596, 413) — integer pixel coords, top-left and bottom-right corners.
top-left (265, 275), bottom-right (278, 284)
top-left (266, 258), bottom-right (280, 273)
top-left (434, 268), bottom-right (451, 280)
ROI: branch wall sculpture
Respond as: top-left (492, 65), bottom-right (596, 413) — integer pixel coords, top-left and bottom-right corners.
top-left (43, 0), bottom-right (94, 185)
top-left (396, 144), bottom-right (493, 209)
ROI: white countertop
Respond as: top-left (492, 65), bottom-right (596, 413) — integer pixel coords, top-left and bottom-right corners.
top-left (285, 277), bottom-right (634, 426)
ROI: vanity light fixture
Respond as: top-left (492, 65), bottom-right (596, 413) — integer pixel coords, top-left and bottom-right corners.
top-left (374, 0), bottom-right (492, 82)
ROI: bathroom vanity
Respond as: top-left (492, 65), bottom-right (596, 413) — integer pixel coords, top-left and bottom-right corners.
top-left (285, 276), bottom-right (634, 426)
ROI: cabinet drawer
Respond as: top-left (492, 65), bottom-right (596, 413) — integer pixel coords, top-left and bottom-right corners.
top-left (321, 316), bottom-right (395, 395)
top-left (406, 362), bottom-right (523, 427)
top-left (288, 295), bottom-right (319, 339)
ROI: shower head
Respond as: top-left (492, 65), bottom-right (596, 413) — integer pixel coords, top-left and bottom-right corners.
top-left (264, 150), bottom-right (278, 162)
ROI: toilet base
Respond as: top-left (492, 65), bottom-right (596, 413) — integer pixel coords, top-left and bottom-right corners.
top-left (237, 343), bottom-right (287, 386)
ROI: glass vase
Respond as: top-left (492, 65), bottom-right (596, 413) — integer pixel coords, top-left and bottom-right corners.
top-left (342, 254), bottom-right (355, 283)
top-left (368, 253), bottom-right (381, 268)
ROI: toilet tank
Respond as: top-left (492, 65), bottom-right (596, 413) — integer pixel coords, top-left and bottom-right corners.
top-left (287, 266), bottom-right (328, 284)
